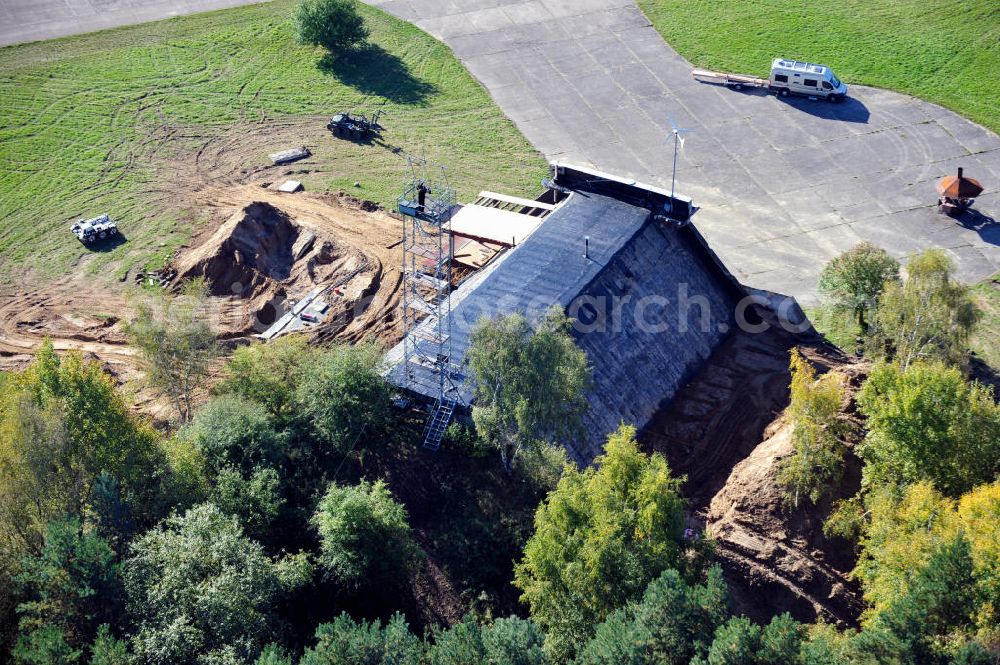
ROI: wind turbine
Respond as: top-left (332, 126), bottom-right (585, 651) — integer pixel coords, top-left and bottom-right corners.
top-left (667, 115), bottom-right (694, 215)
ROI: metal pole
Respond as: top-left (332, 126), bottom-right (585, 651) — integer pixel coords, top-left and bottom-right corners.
top-left (670, 129), bottom-right (678, 201)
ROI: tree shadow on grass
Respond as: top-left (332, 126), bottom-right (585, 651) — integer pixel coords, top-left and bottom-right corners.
top-left (318, 44), bottom-right (437, 106)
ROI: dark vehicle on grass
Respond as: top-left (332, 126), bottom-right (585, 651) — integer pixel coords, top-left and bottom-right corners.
top-left (327, 110), bottom-right (384, 140)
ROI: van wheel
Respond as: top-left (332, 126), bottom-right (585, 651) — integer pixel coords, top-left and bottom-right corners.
top-left (831, 94), bottom-right (844, 103)
top-left (779, 88), bottom-right (789, 97)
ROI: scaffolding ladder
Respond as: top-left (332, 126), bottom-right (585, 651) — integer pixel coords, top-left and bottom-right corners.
top-left (422, 398), bottom-right (456, 451)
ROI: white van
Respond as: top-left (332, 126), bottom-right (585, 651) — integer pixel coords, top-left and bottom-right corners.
top-left (768, 59), bottom-right (848, 102)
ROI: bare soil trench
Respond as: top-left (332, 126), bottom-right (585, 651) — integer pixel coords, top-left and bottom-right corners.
top-left (640, 307), bottom-right (867, 628)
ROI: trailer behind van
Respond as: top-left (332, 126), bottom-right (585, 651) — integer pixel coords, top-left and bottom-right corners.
top-left (692, 58), bottom-right (848, 102)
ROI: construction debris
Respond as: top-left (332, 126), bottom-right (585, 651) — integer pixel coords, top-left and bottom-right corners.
top-left (277, 180), bottom-right (303, 193)
top-left (269, 147), bottom-right (311, 165)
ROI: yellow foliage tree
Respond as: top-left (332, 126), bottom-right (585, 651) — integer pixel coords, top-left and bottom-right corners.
top-left (855, 480), bottom-right (1000, 634)
top-left (778, 349), bottom-right (850, 507)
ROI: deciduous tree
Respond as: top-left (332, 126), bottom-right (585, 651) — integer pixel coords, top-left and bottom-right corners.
top-left (867, 249), bottom-right (979, 368)
top-left (127, 280), bottom-right (219, 424)
top-left (854, 480), bottom-right (1000, 636)
top-left (0, 343), bottom-right (164, 554)
top-left (467, 310), bottom-right (591, 472)
top-left (778, 350), bottom-right (851, 507)
top-left (295, 0), bottom-right (369, 53)
top-left (513, 424), bottom-right (698, 661)
top-left (124, 503), bottom-right (310, 664)
top-left (818, 242), bottom-right (899, 329)
top-left (215, 337), bottom-right (312, 421)
top-left (856, 362), bottom-right (1000, 495)
top-left (295, 342), bottom-right (393, 456)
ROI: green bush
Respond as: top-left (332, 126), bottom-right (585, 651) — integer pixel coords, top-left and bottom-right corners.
top-left (295, 0), bottom-right (369, 53)
top-left (215, 337), bottom-right (313, 421)
top-left (211, 466), bottom-right (284, 543)
top-left (312, 480), bottom-right (416, 590)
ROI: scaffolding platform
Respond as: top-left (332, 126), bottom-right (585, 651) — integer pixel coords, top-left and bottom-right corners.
top-left (398, 158), bottom-right (464, 452)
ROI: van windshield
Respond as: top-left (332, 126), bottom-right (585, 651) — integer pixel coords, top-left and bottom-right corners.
top-left (830, 74), bottom-right (841, 88)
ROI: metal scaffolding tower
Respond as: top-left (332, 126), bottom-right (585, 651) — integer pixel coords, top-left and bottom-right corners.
top-left (398, 158), bottom-right (461, 451)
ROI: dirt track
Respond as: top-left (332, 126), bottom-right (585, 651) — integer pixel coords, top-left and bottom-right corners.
top-left (0, 277), bottom-right (135, 373)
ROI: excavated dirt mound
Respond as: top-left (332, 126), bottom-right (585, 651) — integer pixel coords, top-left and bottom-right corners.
top-left (707, 404), bottom-right (866, 627)
top-left (640, 308), bottom-right (868, 626)
top-left (176, 201), bottom-right (304, 294)
top-left (195, 186), bottom-right (404, 345)
top-left (172, 200), bottom-right (374, 337)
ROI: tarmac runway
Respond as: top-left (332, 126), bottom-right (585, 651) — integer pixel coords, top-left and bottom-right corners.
top-left (0, 0), bottom-right (270, 46)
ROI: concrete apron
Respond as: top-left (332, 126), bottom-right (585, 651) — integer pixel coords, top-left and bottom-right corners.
top-left (368, 0), bottom-right (1000, 304)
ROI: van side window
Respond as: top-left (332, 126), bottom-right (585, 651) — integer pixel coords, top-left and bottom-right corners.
top-left (822, 81), bottom-right (832, 90)
top-left (774, 74), bottom-right (788, 83)
top-left (804, 79), bottom-right (817, 87)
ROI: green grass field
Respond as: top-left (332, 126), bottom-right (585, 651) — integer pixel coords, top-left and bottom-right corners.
top-left (0, 1), bottom-right (545, 284)
top-left (637, 0), bottom-right (1000, 135)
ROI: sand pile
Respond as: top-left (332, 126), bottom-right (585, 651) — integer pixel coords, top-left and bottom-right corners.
top-left (173, 201), bottom-right (369, 335)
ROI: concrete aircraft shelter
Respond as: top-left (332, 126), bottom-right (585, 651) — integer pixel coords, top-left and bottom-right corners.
top-left (386, 163), bottom-right (747, 464)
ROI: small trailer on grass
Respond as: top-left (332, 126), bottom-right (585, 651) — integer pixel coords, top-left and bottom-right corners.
top-left (71, 214), bottom-right (119, 245)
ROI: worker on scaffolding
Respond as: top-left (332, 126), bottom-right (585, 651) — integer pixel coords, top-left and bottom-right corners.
top-left (417, 181), bottom-right (429, 214)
